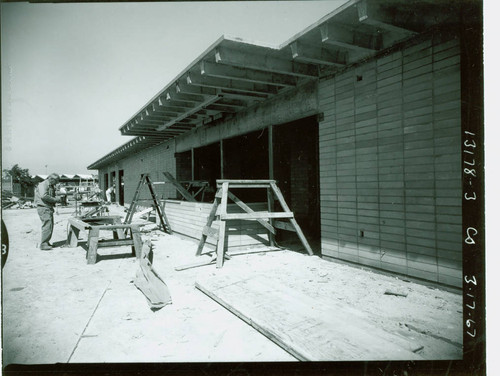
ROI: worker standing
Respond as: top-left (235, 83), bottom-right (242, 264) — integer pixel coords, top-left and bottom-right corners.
top-left (59, 185), bottom-right (68, 206)
top-left (34, 173), bottom-right (63, 250)
top-left (106, 185), bottom-right (115, 203)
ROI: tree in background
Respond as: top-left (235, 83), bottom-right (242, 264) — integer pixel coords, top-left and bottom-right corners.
top-left (3, 164), bottom-right (36, 198)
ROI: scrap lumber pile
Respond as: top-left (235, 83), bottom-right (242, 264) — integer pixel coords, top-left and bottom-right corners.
top-left (2, 192), bottom-right (34, 209)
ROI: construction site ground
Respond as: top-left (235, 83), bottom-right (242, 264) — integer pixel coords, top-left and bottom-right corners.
top-left (1, 205), bottom-right (463, 369)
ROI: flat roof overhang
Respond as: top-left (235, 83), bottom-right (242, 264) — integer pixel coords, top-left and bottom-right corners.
top-left (88, 0), bottom-right (460, 170)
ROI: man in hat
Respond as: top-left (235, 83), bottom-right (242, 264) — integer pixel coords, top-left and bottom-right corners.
top-left (34, 173), bottom-right (63, 250)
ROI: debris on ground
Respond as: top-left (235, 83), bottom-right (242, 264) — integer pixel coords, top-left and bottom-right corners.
top-left (134, 239), bottom-right (172, 310)
top-left (384, 289), bottom-right (408, 297)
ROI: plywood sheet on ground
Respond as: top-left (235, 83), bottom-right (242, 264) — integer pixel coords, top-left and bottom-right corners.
top-left (196, 273), bottom-right (425, 361)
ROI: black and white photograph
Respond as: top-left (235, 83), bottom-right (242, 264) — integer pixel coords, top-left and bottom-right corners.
top-left (1, 0), bottom-right (490, 374)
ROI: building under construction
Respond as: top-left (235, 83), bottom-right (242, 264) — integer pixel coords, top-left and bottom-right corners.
top-left (88, 0), bottom-right (482, 290)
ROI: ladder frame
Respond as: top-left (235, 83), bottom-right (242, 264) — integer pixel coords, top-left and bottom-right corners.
top-left (124, 174), bottom-right (172, 234)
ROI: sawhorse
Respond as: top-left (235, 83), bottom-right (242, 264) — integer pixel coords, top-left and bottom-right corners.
top-left (67, 216), bottom-right (143, 264)
top-left (195, 179), bottom-right (313, 268)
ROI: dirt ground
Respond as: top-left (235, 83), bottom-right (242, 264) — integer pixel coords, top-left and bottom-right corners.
top-left (1, 205), bottom-right (463, 368)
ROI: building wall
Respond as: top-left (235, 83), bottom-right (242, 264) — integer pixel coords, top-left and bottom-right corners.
top-left (98, 139), bottom-right (177, 205)
top-left (318, 34), bottom-right (462, 288)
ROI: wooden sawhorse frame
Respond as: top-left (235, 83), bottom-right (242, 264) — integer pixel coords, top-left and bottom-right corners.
top-left (196, 179), bottom-right (313, 268)
top-left (67, 216), bottom-right (143, 264)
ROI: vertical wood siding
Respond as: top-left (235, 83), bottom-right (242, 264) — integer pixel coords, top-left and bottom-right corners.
top-left (318, 35), bottom-right (462, 288)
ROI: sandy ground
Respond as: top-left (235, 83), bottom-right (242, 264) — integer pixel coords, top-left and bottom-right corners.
top-left (1, 204), bottom-right (462, 368)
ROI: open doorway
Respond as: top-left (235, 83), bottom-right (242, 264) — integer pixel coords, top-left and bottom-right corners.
top-left (110, 171), bottom-right (116, 203)
top-left (223, 128), bottom-right (269, 203)
top-left (193, 142), bottom-right (220, 202)
top-left (273, 116), bottom-right (320, 248)
top-left (103, 173), bottom-right (109, 193)
top-left (118, 170), bottom-right (124, 206)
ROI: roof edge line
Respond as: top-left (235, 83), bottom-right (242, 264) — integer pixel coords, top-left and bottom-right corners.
top-left (118, 34), bottom-right (229, 131)
top-left (278, 0), bottom-right (361, 49)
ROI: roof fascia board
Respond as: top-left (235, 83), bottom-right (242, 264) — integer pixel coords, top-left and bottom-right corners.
top-left (278, 0), bottom-right (361, 49)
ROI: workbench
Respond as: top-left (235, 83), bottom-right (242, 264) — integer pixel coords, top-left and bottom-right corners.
top-left (67, 215), bottom-right (142, 264)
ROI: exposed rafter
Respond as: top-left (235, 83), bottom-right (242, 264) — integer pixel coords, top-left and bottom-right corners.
top-left (187, 72), bottom-right (279, 96)
top-left (356, 0), bottom-right (417, 38)
top-left (157, 92), bottom-right (221, 131)
top-left (167, 91), bottom-right (212, 104)
top-left (159, 96), bottom-right (197, 110)
top-left (214, 46), bottom-right (318, 78)
top-left (320, 23), bottom-right (381, 53)
top-left (290, 41), bottom-right (348, 67)
top-left (220, 90), bottom-right (267, 102)
top-left (201, 61), bottom-right (297, 87)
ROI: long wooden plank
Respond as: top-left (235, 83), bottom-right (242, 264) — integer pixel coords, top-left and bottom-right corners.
top-left (202, 225), bottom-right (219, 239)
top-left (68, 218), bottom-right (91, 232)
top-left (227, 191), bottom-right (276, 235)
top-left (196, 192), bottom-right (220, 256)
top-left (97, 239), bottom-right (135, 247)
top-left (220, 212), bottom-right (293, 220)
top-left (195, 274), bottom-right (423, 361)
top-left (217, 179), bottom-right (275, 184)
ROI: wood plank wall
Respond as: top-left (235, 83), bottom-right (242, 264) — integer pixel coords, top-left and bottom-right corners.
top-left (162, 200), bottom-right (269, 251)
top-left (318, 35), bottom-right (462, 288)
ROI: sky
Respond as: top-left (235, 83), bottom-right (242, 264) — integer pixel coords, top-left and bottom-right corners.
top-left (1, 1), bottom-right (348, 175)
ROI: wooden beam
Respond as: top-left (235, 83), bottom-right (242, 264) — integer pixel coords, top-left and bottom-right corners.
top-left (201, 61), bottom-right (297, 88)
top-left (176, 81), bottom-right (220, 96)
top-left (187, 72), bottom-right (279, 96)
top-left (290, 41), bottom-right (347, 67)
top-left (215, 46), bottom-right (318, 78)
top-left (357, 0), bottom-right (417, 38)
top-left (227, 191), bottom-right (276, 235)
top-left (220, 212), bottom-right (294, 220)
top-left (157, 92), bottom-right (220, 131)
top-left (220, 182), bottom-right (229, 217)
top-left (268, 125), bottom-right (273, 180)
top-left (220, 90), bottom-right (268, 102)
top-left (159, 96), bottom-right (196, 110)
top-left (217, 179), bottom-right (276, 185)
top-left (155, 100), bottom-right (189, 114)
top-left (206, 104), bottom-right (240, 113)
top-left (167, 91), bottom-right (213, 104)
top-left (320, 23), bottom-right (381, 53)
top-left (214, 98), bottom-right (248, 108)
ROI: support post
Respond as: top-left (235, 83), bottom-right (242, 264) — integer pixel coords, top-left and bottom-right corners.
top-left (87, 228), bottom-right (100, 264)
top-left (268, 125), bottom-right (274, 180)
